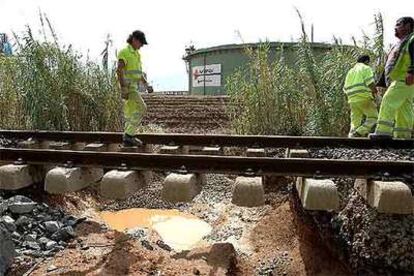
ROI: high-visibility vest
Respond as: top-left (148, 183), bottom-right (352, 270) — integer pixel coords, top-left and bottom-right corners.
top-left (343, 63), bottom-right (375, 101)
top-left (388, 33), bottom-right (414, 82)
top-left (117, 44), bottom-right (143, 84)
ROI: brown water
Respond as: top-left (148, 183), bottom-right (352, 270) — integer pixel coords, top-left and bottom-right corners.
top-left (100, 208), bottom-right (195, 231)
top-left (100, 208), bottom-right (212, 251)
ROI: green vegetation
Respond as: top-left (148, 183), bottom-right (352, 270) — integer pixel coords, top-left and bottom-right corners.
top-left (226, 13), bottom-right (385, 136)
top-left (0, 12), bottom-right (386, 136)
top-left (0, 13), bottom-right (122, 131)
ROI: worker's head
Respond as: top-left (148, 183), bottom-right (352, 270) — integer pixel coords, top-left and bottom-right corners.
top-left (127, 30), bottom-right (148, 50)
top-left (357, 55), bottom-right (370, 65)
top-left (395, 17), bottom-right (414, 39)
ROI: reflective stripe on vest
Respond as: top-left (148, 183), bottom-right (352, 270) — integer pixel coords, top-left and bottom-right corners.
top-left (344, 83), bottom-right (366, 91)
top-left (394, 127), bottom-right (413, 133)
top-left (125, 70), bottom-right (143, 75)
top-left (344, 63), bottom-right (374, 96)
top-left (364, 118), bottom-right (377, 124)
top-left (345, 89), bottom-right (371, 97)
top-left (377, 120), bottom-right (394, 127)
top-left (364, 76), bottom-right (375, 84)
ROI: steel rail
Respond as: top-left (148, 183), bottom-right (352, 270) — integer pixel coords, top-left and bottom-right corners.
top-left (0, 148), bottom-right (412, 179)
top-left (0, 130), bottom-right (413, 149)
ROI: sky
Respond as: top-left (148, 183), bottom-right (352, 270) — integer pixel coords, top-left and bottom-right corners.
top-left (1, 0), bottom-right (413, 91)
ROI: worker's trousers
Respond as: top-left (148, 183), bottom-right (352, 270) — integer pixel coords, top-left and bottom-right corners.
top-left (374, 81), bottom-right (414, 139)
top-left (124, 84), bottom-right (147, 136)
top-left (348, 99), bottom-right (378, 137)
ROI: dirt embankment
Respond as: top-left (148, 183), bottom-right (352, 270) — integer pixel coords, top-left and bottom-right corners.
top-left (6, 175), bottom-right (350, 276)
top-left (142, 95), bottom-right (230, 133)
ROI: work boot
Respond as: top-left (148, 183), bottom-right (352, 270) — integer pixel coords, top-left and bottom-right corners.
top-left (348, 132), bottom-right (362, 138)
top-left (368, 133), bottom-right (392, 140)
top-left (123, 134), bottom-right (143, 147)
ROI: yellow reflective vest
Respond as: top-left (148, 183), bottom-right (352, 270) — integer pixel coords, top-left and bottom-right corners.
top-left (118, 44), bottom-right (143, 83)
top-left (343, 63), bottom-right (375, 103)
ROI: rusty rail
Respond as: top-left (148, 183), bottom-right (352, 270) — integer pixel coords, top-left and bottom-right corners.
top-left (0, 147), bottom-right (412, 179)
top-left (0, 130), bottom-right (413, 149)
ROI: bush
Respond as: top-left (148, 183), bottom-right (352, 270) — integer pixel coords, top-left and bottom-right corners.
top-left (0, 13), bottom-right (122, 131)
top-left (226, 13), bottom-right (385, 136)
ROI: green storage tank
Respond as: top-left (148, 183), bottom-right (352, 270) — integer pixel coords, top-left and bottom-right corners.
top-left (183, 42), bottom-right (333, 95)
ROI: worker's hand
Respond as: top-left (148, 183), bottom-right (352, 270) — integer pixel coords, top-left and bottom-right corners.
top-left (147, 85), bottom-right (154, 93)
top-left (406, 73), bottom-right (414, 86)
top-left (121, 86), bottom-right (129, 100)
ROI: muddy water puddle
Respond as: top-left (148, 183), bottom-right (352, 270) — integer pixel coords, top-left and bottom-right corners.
top-left (100, 208), bottom-right (212, 251)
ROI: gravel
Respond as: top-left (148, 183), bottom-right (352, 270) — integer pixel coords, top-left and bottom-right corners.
top-left (0, 136), bottom-right (15, 148)
top-left (256, 254), bottom-right (291, 276)
top-left (309, 147), bottom-right (414, 161)
top-left (0, 194), bottom-right (81, 266)
top-left (0, 224), bottom-right (15, 274)
top-left (102, 173), bottom-right (183, 211)
top-left (330, 193), bottom-right (414, 275)
top-left (7, 195), bottom-right (38, 214)
top-left (306, 147), bottom-right (414, 275)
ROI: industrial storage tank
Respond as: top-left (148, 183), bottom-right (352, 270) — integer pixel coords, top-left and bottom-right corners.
top-left (183, 42), bottom-right (333, 95)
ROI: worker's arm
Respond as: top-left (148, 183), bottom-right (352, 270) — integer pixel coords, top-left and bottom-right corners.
top-left (140, 75), bottom-right (154, 93)
top-left (369, 83), bottom-right (377, 96)
top-left (364, 67), bottom-right (377, 96)
top-left (117, 60), bottom-right (129, 99)
top-left (407, 39), bottom-right (414, 85)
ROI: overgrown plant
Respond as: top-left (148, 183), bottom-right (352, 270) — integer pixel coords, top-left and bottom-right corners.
top-left (226, 13), bottom-right (385, 136)
top-left (0, 13), bottom-right (123, 131)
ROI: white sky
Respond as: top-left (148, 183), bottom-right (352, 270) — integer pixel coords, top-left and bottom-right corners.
top-left (1, 0), bottom-right (413, 90)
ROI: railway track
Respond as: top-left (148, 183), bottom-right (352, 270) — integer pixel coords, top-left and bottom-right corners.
top-left (0, 130), bottom-right (413, 179)
top-left (0, 130), bottom-right (413, 149)
top-left (0, 130), bottom-right (413, 213)
top-left (0, 148), bottom-right (412, 178)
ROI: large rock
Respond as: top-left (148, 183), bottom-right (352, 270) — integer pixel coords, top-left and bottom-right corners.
top-left (0, 224), bottom-right (15, 274)
top-left (0, 216), bottom-right (16, 232)
top-left (51, 226), bottom-right (76, 241)
top-left (7, 195), bottom-right (37, 214)
top-left (15, 216), bottom-right (31, 228)
top-left (184, 243), bottom-right (237, 274)
top-left (44, 221), bottom-right (62, 233)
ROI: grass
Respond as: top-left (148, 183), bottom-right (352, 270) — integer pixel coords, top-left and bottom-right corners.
top-left (0, 13), bottom-right (122, 131)
top-left (226, 12), bottom-right (385, 136)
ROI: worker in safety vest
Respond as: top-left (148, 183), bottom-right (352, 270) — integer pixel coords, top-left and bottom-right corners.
top-left (370, 17), bottom-right (414, 139)
top-left (343, 55), bottom-right (378, 137)
top-left (117, 30), bottom-right (153, 147)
